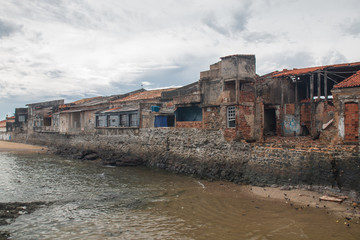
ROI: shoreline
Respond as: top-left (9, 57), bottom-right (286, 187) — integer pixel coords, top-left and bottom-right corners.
top-left (2, 140), bottom-right (360, 221)
top-left (0, 141), bottom-right (48, 153)
top-left (244, 185), bottom-right (360, 221)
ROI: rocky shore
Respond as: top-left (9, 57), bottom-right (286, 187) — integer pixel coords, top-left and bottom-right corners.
top-left (0, 202), bottom-right (47, 239)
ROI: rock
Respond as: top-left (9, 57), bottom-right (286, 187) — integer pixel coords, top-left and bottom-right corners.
top-left (349, 191), bottom-right (358, 200)
top-left (83, 153), bottom-right (98, 160)
top-left (280, 185), bottom-right (291, 191)
top-left (270, 184), bottom-right (278, 188)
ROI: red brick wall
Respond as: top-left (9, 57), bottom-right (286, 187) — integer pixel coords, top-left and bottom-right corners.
top-left (238, 105), bottom-right (253, 139)
top-left (300, 104), bottom-right (311, 131)
top-left (239, 90), bottom-right (255, 102)
top-left (176, 121), bottom-right (202, 129)
top-left (285, 104), bottom-right (295, 115)
top-left (223, 128), bottom-right (237, 141)
top-left (344, 103), bottom-right (359, 142)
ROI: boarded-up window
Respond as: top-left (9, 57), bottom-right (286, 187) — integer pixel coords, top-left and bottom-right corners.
top-left (109, 115), bottom-right (120, 127)
top-left (97, 115), bottom-right (107, 127)
top-left (129, 113), bottom-right (139, 127)
top-left (120, 114), bottom-right (129, 127)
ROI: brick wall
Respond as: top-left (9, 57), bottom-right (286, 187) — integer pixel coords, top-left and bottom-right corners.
top-left (239, 90), bottom-right (255, 103)
top-left (285, 104), bottom-right (295, 115)
top-left (203, 107), bottom-right (222, 130)
top-left (300, 104), bottom-right (311, 132)
top-left (176, 121), bottom-right (203, 128)
top-left (344, 103), bottom-right (359, 142)
top-left (238, 105), bottom-right (254, 139)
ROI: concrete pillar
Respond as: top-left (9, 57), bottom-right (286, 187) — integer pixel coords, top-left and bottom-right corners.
top-left (235, 80), bottom-right (239, 104)
top-left (317, 71), bottom-right (321, 99)
top-left (310, 74), bottom-right (314, 102)
top-left (324, 71), bottom-right (328, 101)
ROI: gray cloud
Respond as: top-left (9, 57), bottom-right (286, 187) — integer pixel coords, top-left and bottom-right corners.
top-left (202, 1), bottom-right (252, 36)
top-left (258, 51), bottom-right (316, 74)
top-left (0, 19), bottom-right (22, 38)
top-left (321, 51), bottom-right (348, 65)
top-left (202, 12), bottom-right (229, 36)
top-left (243, 32), bottom-right (277, 43)
top-left (342, 18), bottom-right (360, 36)
top-left (45, 70), bottom-right (63, 79)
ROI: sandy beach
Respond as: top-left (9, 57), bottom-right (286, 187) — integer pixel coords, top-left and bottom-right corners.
top-left (0, 141), bottom-right (47, 153)
top-left (246, 185), bottom-right (360, 221)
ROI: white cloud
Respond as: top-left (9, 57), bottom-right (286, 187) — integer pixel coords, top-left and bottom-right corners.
top-left (0, 0), bottom-right (359, 118)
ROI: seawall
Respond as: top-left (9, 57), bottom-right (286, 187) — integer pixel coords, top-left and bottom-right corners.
top-left (12, 128), bottom-right (360, 192)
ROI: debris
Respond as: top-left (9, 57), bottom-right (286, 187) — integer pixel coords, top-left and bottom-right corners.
top-left (319, 195), bottom-right (346, 203)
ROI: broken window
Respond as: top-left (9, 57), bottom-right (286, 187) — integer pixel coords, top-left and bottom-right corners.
top-left (175, 106), bottom-right (202, 122)
top-left (227, 106), bottom-right (236, 128)
top-left (120, 114), bottom-right (129, 127)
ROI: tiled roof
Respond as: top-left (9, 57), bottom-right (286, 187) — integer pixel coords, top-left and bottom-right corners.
top-left (112, 88), bottom-right (176, 103)
top-left (0, 120), bottom-right (6, 127)
top-left (333, 70), bottom-right (360, 89)
top-left (0, 118), bottom-right (15, 127)
top-left (71, 96), bottom-right (103, 105)
top-left (271, 61), bottom-right (360, 77)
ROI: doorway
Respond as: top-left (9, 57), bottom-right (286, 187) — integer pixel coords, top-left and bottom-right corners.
top-left (264, 108), bottom-right (277, 136)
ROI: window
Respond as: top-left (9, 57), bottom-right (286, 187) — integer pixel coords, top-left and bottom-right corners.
top-left (109, 115), bottom-right (120, 127)
top-left (129, 113), bottom-right (139, 127)
top-left (96, 115), bottom-right (107, 127)
top-left (227, 106), bottom-right (236, 128)
top-left (18, 115), bottom-right (25, 122)
top-left (44, 117), bottom-right (52, 126)
top-left (175, 106), bottom-right (202, 122)
top-left (120, 114), bottom-right (129, 127)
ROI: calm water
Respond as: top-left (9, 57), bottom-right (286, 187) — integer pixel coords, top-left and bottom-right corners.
top-left (0, 152), bottom-right (359, 240)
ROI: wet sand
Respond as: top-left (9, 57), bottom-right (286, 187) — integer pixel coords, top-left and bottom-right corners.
top-left (0, 141), bottom-right (47, 153)
top-left (246, 185), bottom-right (360, 220)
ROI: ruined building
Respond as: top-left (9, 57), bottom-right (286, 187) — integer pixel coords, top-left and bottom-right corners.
top-left (4, 54), bottom-right (360, 146)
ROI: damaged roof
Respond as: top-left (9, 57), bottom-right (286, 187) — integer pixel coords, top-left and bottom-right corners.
top-left (271, 61), bottom-right (360, 77)
top-left (96, 106), bottom-right (139, 114)
top-left (112, 88), bottom-right (176, 103)
top-left (333, 70), bottom-right (360, 89)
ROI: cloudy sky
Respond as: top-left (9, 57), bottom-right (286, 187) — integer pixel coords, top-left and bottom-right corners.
top-left (1, 0), bottom-right (360, 118)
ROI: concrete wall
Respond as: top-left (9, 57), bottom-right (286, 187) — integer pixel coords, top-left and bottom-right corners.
top-left (12, 129), bottom-right (360, 192)
top-left (220, 55), bottom-right (255, 80)
top-left (0, 132), bottom-right (12, 140)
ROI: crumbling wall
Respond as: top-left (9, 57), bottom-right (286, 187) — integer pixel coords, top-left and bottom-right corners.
top-left (202, 106), bottom-right (221, 130)
top-left (176, 121), bottom-right (202, 128)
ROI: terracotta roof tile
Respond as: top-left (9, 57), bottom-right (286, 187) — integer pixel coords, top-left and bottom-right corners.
top-left (71, 96), bottom-right (103, 105)
top-left (271, 61), bottom-right (360, 77)
top-left (112, 88), bottom-right (176, 103)
top-left (0, 120), bottom-right (7, 127)
top-left (333, 70), bottom-right (360, 89)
